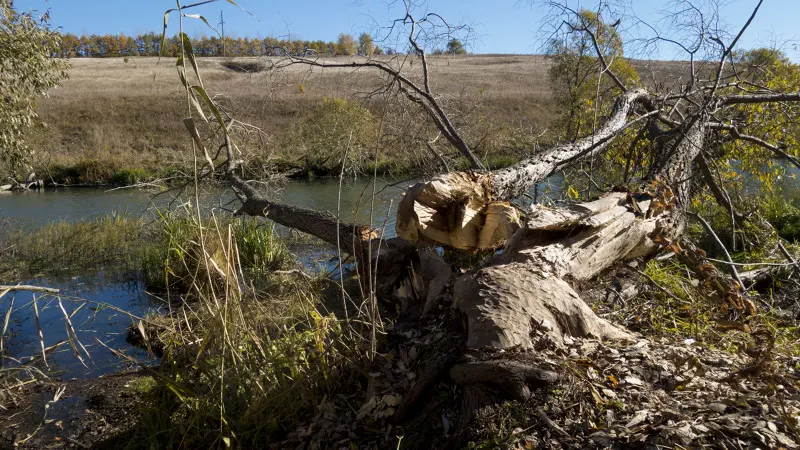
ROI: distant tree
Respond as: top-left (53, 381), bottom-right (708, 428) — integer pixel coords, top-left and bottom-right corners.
top-left (336, 33), bottom-right (357, 55)
top-left (373, 45), bottom-right (383, 56)
top-left (358, 32), bottom-right (374, 56)
top-left (548, 9), bottom-right (639, 142)
top-left (446, 38), bottom-right (466, 55)
top-left (0, 1), bottom-right (69, 176)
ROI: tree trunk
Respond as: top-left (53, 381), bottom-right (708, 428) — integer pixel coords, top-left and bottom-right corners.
top-left (443, 117), bottom-right (707, 409)
top-left (396, 89), bottom-right (651, 251)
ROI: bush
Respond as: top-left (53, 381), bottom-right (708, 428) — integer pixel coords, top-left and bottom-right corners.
top-left (220, 60), bottom-right (266, 73)
top-left (291, 98), bottom-right (377, 176)
top-left (110, 167), bottom-right (150, 186)
top-left (48, 159), bottom-right (120, 184)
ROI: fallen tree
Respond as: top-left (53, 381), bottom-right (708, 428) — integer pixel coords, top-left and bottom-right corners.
top-left (170, 0), bottom-right (800, 442)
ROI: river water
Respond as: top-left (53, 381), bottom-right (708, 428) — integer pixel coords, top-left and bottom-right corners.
top-left (0, 164), bottom-right (794, 379)
top-left (0, 178), bottom-right (417, 379)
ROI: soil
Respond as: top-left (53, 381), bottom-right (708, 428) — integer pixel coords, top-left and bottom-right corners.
top-left (0, 370), bottom-right (150, 449)
top-left (1, 260), bottom-right (798, 449)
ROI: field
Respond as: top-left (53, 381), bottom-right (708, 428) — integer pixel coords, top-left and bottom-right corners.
top-left (27, 55), bottom-right (560, 181)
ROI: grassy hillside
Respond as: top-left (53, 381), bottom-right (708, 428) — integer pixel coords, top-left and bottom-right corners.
top-left (26, 55), bottom-right (559, 182)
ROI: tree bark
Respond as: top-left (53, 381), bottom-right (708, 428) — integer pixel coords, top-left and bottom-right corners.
top-left (396, 89), bottom-right (652, 251)
top-left (451, 116), bottom-right (706, 350)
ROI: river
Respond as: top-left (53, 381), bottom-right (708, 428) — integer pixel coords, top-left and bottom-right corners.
top-left (0, 164), bottom-right (794, 380)
top-left (0, 177), bottom-right (417, 379)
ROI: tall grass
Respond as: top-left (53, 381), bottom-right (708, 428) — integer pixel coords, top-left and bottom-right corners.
top-left (130, 212), bottom-right (360, 447)
top-left (0, 215), bottom-right (148, 279)
top-left (142, 213), bottom-right (293, 291)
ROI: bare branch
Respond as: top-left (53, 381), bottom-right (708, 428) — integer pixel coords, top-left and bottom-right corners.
top-left (709, 122), bottom-right (800, 170)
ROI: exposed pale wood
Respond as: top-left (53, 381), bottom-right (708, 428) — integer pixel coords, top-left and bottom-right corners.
top-left (396, 171), bottom-right (522, 251)
top-left (454, 260), bottom-right (634, 349)
top-left (397, 89), bottom-right (651, 250)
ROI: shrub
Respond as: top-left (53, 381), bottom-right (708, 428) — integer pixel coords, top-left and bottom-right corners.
top-left (48, 159), bottom-right (120, 184)
top-left (291, 98), bottom-right (377, 176)
top-left (110, 167), bottom-right (150, 186)
top-left (220, 60), bottom-right (265, 73)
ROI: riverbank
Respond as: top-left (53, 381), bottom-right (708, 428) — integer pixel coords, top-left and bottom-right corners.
top-left (13, 55), bottom-right (557, 184)
top-left (3, 209), bottom-right (800, 448)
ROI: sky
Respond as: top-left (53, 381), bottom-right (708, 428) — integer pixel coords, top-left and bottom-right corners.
top-left (12, 0), bottom-right (800, 60)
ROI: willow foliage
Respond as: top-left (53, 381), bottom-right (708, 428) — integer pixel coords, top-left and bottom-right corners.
top-left (0, 1), bottom-right (68, 175)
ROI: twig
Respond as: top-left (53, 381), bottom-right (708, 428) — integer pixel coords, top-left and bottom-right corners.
top-left (536, 407), bottom-right (570, 438)
top-left (691, 212), bottom-right (744, 288)
top-left (777, 242), bottom-right (800, 274)
top-left (0, 285), bottom-right (60, 294)
top-left (634, 268), bottom-right (691, 305)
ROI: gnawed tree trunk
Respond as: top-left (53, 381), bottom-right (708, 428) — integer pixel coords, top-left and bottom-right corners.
top-left (442, 116), bottom-right (707, 410)
top-left (396, 89), bottom-right (651, 251)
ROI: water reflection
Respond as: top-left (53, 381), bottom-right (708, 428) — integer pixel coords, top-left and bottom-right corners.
top-left (0, 178), bottom-right (409, 233)
top-left (1, 275), bottom-right (162, 379)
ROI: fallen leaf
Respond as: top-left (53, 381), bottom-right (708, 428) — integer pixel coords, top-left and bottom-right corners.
top-left (626, 410), bottom-right (649, 428)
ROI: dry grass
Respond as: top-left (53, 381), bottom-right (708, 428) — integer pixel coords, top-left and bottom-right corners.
top-left (26, 55), bottom-right (558, 178)
top-left (26, 55), bottom-right (695, 180)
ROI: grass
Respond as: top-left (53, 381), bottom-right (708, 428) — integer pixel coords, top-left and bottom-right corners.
top-left (20, 55), bottom-right (558, 182)
top-left (142, 212), bottom-right (294, 292)
top-left (126, 211), bottom-right (368, 448)
top-left (0, 215), bottom-right (150, 279)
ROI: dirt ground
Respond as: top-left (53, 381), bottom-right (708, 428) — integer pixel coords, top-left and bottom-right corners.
top-left (0, 370), bottom-right (151, 449)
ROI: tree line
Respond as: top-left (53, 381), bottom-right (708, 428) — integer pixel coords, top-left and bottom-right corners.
top-left (54, 31), bottom-right (468, 58)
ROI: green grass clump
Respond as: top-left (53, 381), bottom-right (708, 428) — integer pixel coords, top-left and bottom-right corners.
top-left (142, 213), bottom-right (293, 292)
top-left (110, 167), bottom-right (151, 186)
top-left (0, 215), bottom-right (148, 279)
top-left (613, 259), bottom-right (800, 360)
top-left (48, 159), bottom-right (122, 184)
top-left (762, 195), bottom-right (800, 243)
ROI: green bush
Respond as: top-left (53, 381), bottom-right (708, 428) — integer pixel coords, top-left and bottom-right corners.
top-left (291, 98), bottom-right (377, 176)
top-left (48, 159), bottom-right (120, 184)
top-left (110, 167), bottom-right (150, 186)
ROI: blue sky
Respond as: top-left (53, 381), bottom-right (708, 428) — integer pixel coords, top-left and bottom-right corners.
top-left (13, 0), bottom-right (800, 60)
